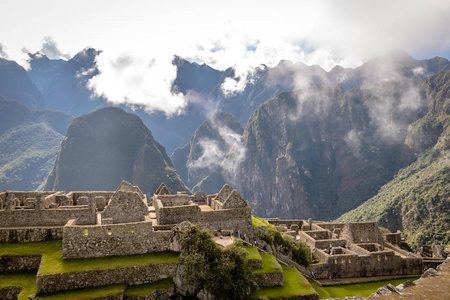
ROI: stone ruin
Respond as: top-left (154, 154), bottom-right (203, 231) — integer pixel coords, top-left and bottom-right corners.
top-left (0, 181), bottom-right (254, 259)
top-left (1, 180), bottom-right (443, 288)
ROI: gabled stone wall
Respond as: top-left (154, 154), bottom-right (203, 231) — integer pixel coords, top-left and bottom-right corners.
top-left (62, 219), bottom-right (174, 258)
top-left (101, 191), bottom-right (148, 224)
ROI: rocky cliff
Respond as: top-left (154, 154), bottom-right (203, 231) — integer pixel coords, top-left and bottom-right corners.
top-left (171, 111), bottom-right (243, 189)
top-left (220, 78), bottom-right (430, 220)
top-left (44, 107), bottom-right (188, 195)
top-left (0, 94), bottom-right (72, 190)
top-left (337, 71), bottom-right (450, 246)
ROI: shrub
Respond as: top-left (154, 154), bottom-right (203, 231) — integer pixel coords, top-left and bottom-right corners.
top-left (180, 225), bottom-right (255, 299)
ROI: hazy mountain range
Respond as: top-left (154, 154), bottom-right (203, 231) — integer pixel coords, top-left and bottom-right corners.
top-left (0, 49), bottom-right (448, 246)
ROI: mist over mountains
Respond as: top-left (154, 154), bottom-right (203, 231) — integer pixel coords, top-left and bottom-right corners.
top-left (0, 48), bottom-right (449, 245)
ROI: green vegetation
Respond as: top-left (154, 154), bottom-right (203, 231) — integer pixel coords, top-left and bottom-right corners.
top-left (337, 71), bottom-right (450, 248)
top-left (322, 277), bottom-right (420, 298)
top-left (309, 280), bottom-right (332, 299)
top-left (0, 272), bottom-right (37, 300)
top-left (247, 266), bottom-right (317, 299)
top-left (35, 284), bottom-right (127, 300)
top-left (258, 222), bottom-right (312, 267)
top-left (243, 245), bottom-right (261, 261)
top-left (124, 278), bottom-right (173, 297)
top-left (0, 240), bottom-right (179, 275)
top-left (251, 253), bottom-right (282, 275)
top-left (180, 225), bottom-right (255, 299)
top-left (251, 215), bottom-right (268, 227)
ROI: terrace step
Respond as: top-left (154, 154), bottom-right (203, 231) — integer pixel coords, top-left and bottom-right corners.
top-left (252, 252), bottom-right (284, 287)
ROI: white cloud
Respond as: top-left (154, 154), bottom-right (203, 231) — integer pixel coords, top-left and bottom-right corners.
top-left (88, 50), bottom-right (187, 116)
top-left (1, 0), bottom-right (449, 115)
top-left (39, 36), bottom-right (70, 60)
top-left (0, 43), bottom-right (8, 59)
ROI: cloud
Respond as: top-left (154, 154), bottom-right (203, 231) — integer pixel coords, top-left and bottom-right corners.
top-left (3, 0), bottom-right (448, 116)
top-left (0, 43), bottom-right (9, 59)
top-left (39, 36), bottom-right (70, 60)
top-left (188, 117), bottom-right (243, 171)
top-left (88, 50), bottom-right (187, 116)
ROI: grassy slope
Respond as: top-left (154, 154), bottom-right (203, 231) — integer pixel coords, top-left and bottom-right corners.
top-left (323, 277), bottom-right (420, 298)
top-left (124, 278), bottom-right (174, 297)
top-left (0, 272), bottom-right (37, 300)
top-left (35, 284), bottom-right (127, 300)
top-left (251, 253), bottom-right (282, 275)
top-left (0, 240), bottom-right (179, 275)
top-left (248, 265), bottom-right (317, 299)
top-left (337, 71), bottom-right (450, 247)
top-left (244, 245), bottom-right (261, 261)
top-left (337, 149), bottom-right (450, 246)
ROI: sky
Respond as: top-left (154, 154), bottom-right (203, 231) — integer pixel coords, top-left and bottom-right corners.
top-left (1, 0), bottom-right (450, 115)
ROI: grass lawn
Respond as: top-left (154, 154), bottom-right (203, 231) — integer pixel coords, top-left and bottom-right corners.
top-left (251, 253), bottom-right (282, 275)
top-left (323, 276), bottom-right (420, 298)
top-left (0, 240), bottom-right (60, 256)
top-left (252, 216), bottom-right (268, 227)
top-left (0, 272), bottom-right (37, 300)
top-left (243, 245), bottom-right (261, 261)
top-left (0, 240), bottom-right (180, 275)
top-left (247, 266), bottom-right (317, 299)
top-left (125, 278), bottom-right (174, 297)
top-left (309, 280), bottom-right (332, 299)
top-left (35, 284), bottom-right (127, 300)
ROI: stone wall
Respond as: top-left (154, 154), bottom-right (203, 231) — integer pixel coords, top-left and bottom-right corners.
top-left (62, 219), bottom-right (174, 258)
top-left (310, 247), bottom-right (423, 279)
top-left (156, 203), bottom-right (200, 225)
top-left (385, 232), bottom-right (402, 246)
top-left (0, 205), bottom-right (96, 227)
top-left (36, 261), bottom-right (178, 293)
top-left (253, 271), bottom-right (284, 287)
top-left (156, 195), bottom-right (191, 207)
top-left (0, 286), bottom-right (20, 300)
top-left (199, 207), bottom-right (253, 236)
top-left (101, 191), bottom-right (148, 224)
top-left (341, 222), bottom-right (385, 246)
top-left (0, 227), bottom-right (62, 243)
top-left (0, 255), bottom-right (41, 272)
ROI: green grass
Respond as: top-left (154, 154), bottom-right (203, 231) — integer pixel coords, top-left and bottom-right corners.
top-left (124, 278), bottom-right (174, 296)
top-left (0, 240), bottom-right (180, 275)
top-left (322, 277), bottom-right (420, 298)
top-left (247, 266), bottom-right (317, 299)
top-left (251, 253), bottom-right (282, 275)
top-left (0, 240), bottom-right (60, 256)
top-left (0, 272), bottom-right (37, 300)
top-left (309, 280), bottom-right (332, 299)
top-left (243, 246), bottom-right (261, 261)
top-left (35, 284), bottom-right (127, 300)
top-left (252, 216), bottom-right (268, 227)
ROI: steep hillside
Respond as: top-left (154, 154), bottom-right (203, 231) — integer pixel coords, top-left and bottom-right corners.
top-left (44, 107), bottom-right (188, 195)
top-left (0, 58), bottom-right (46, 109)
top-left (219, 78), bottom-right (429, 220)
top-left (171, 111), bottom-right (243, 189)
top-left (337, 71), bottom-right (450, 246)
top-left (0, 95), bottom-right (72, 191)
top-left (30, 48), bottom-right (107, 116)
top-left (213, 50), bottom-right (450, 126)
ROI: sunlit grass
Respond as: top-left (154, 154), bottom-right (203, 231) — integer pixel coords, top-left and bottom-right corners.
top-left (243, 245), bottom-right (261, 261)
top-left (0, 272), bottom-right (37, 300)
top-left (35, 284), bottom-right (127, 300)
top-left (0, 240), bottom-right (180, 275)
top-left (124, 278), bottom-right (174, 297)
top-left (251, 252), bottom-right (281, 275)
top-left (322, 276), bottom-right (420, 298)
top-left (247, 266), bottom-right (317, 299)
